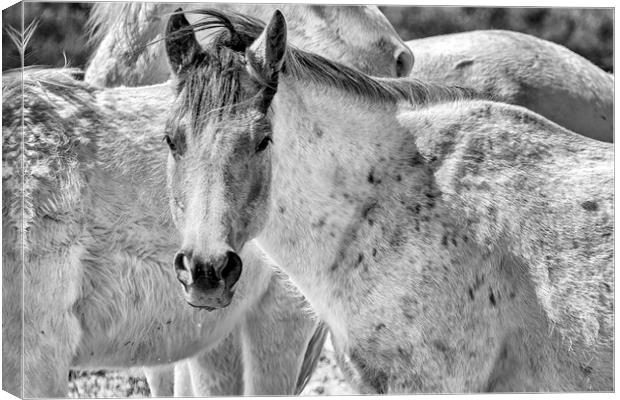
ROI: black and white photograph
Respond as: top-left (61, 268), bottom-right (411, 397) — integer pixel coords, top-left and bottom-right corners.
top-left (1, 1), bottom-right (614, 397)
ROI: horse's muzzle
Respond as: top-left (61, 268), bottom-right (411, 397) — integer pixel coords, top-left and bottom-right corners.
top-left (174, 250), bottom-right (243, 309)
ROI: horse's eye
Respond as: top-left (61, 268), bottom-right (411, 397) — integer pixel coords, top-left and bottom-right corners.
top-left (164, 134), bottom-right (176, 152)
top-left (256, 136), bottom-right (273, 153)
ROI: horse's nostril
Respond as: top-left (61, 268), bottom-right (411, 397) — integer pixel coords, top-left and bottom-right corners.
top-left (219, 251), bottom-right (243, 287)
top-left (395, 48), bottom-right (414, 78)
top-left (174, 251), bottom-right (188, 272)
top-left (173, 251), bottom-right (193, 285)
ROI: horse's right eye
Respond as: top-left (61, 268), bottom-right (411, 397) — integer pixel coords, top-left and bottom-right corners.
top-left (164, 135), bottom-right (176, 152)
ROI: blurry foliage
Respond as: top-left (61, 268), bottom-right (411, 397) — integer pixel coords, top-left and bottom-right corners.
top-left (2, 3), bottom-right (614, 72)
top-left (3, 2), bottom-right (92, 70)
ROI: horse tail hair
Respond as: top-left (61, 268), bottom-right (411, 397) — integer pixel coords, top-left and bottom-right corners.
top-left (294, 320), bottom-right (329, 394)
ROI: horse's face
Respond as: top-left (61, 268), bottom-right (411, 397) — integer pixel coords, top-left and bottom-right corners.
top-left (287, 5), bottom-right (414, 77)
top-left (164, 10), bottom-right (279, 309)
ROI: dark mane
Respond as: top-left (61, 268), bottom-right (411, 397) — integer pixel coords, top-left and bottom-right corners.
top-left (177, 9), bottom-right (480, 107)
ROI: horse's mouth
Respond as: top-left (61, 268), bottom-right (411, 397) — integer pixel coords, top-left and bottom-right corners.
top-left (182, 282), bottom-right (236, 310)
top-left (186, 302), bottom-right (217, 311)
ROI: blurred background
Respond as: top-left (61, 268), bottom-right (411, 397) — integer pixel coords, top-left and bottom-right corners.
top-left (2, 3), bottom-right (614, 72)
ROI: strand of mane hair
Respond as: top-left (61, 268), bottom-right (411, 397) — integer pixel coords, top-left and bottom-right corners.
top-left (179, 8), bottom-right (483, 107)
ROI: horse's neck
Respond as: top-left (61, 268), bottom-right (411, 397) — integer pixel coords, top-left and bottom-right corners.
top-left (256, 80), bottom-right (436, 330)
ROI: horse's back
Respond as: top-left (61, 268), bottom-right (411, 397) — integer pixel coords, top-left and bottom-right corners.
top-left (3, 69), bottom-right (101, 239)
top-left (407, 30), bottom-right (613, 142)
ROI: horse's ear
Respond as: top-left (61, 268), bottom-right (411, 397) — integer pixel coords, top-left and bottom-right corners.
top-left (246, 10), bottom-right (287, 88)
top-left (165, 9), bottom-right (203, 75)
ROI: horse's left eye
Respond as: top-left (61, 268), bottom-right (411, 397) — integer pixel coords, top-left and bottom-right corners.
top-left (256, 136), bottom-right (273, 153)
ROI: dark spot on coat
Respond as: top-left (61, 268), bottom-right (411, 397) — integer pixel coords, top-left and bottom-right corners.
top-left (601, 115), bottom-right (607, 121)
top-left (357, 253), bottom-right (364, 266)
top-left (581, 200), bottom-right (599, 212)
top-left (410, 152), bottom-right (425, 166)
top-left (462, 235), bottom-right (468, 243)
top-left (279, 206), bottom-right (286, 214)
top-left (509, 291), bottom-right (516, 299)
top-left (314, 124), bottom-right (324, 137)
top-left (468, 288), bottom-right (474, 300)
top-left (367, 168), bottom-right (375, 184)
top-left (451, 237), bottom-right (457, 247)
top-left (402, 308), bottom-right (415, 321)
top-left (489, 291), bottom-right (496, 307)
top-left (580, 364), bottom-right (593, 375)
top-left (454, 59), bottom-right (474, 69)
top-left (395, 174), bottom-right (402, 182)
top-left (361, 201), bottom-right (378, 220)
top-left (441, 234), bottom-right (448, 247)
top-left (372, 248), bottom-right (377, 257)
top-left (432, 339), bottom-right (449, 353)
top-left (374, 323), bottom-right (386, 331)
top-left (166, 320), bottom-right (172, 324)
top-left (367, 168), bottom-right (381, 185)
top-left (406, 204), bottom-right (421, 215)
top-left (312, 218), bottom-right (326, 228)
top-left (425, 191), bottom-right (437, 208)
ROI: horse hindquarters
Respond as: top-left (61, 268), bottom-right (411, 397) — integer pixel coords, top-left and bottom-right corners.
top-left (406, 31), bottom-right (613, 142)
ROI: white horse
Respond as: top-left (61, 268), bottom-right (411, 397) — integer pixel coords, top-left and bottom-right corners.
top-left (162, 10), bottom-right (613, 393)
top-left (2, 68), bottom-right (327, 398)
top-left (84, 3), bottom-right (414, 395)
top-left (85, 2), bottom-right (414, 87)
top-left (407, 30), bottom-right (613, 142)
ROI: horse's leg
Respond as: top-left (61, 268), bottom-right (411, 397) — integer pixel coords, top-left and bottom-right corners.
top-left (22, 246), bottom-right (83, 397)
top-left (2, 228), bottom-right (23, 397)
top-left (173, 361), bottom-right (195, 396)
top-left (142, 364), bottom-right (175, 397)
top-left (184, 333), bottom-right (243, 396)
top-left (238, 273), bottom-right (325, 395)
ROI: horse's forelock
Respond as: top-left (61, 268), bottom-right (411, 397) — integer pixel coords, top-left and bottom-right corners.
top-left (180, 8), bottom-right (265, 52)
